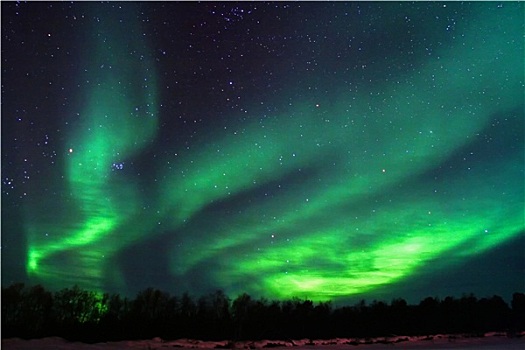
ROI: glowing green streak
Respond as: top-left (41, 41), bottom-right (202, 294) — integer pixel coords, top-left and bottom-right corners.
top-left (25, 3), bottom-right (523, 300)
top-left (202, 157), bottom-right (523, 300)
top-left (27, 6), bottom-right (158, 289)
top-left (166, 4), bottom-right (523, 291)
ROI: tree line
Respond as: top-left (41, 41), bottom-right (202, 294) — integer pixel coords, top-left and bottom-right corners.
top-left (2, 283), bottom-right (524, 343)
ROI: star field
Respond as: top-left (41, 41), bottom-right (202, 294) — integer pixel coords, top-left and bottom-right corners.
top-left (2, 1), bottom-right (524, 303)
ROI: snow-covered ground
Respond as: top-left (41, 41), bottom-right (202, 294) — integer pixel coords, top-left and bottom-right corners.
top-left (3, 332), bottom-right (525, 349)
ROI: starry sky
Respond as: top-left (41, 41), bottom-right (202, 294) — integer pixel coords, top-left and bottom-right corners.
top-left (2, 1), bottom-right (524, 304)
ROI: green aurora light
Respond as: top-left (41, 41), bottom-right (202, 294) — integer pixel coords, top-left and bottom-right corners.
top-left (26, 6), bottom-right (159, 290)
top-left (24, 3), bottom-right (523, 300)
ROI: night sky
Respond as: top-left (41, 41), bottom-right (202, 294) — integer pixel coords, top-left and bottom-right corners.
top-left (2, 1), bottom-right (524, 304)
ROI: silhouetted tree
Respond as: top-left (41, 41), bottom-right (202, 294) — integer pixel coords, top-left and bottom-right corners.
top-left (477, 295), bottom-right (510, 332)
top-left (418, 296), bottom-right (441, 334)
top-left (2, 283), bottom-right (26, 337)
top-left (231, 293), bottom-right (253, 340)
top-left (293, 298), bottom-right (314, 337)
top-left (458, 293), bottom-right (478, 332)
top-left (129, 288), bottom-right (171, 339)
top-left (99, 293), bottom-right (130, 340)
top-left (389, 298), bottom-right (411, 335)
top-left (312, 301), bottom-right (332, 338)
top-left (176, 292), bottom-right (198, 338)
top-left (441, 296), bottom-right (460, 333)
top-left (52, 285), bottom-right (107, 341)
top-left (24, 284), bottom-right (54, 336)
top-left (208, 290), bottom-right (232, 339)
top-left (2, 282), bottom-right (523, 342)
top-left (511, 292), bottom-right (525, 331)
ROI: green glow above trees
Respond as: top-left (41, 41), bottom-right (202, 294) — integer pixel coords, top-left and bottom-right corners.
top-left (24, 3), bottom-right (523, 301)
top-left (26, 6), bottom-right (159, 290)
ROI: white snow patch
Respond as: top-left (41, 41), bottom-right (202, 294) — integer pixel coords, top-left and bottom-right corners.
top-left (3, 332), bottom-right (525, 349)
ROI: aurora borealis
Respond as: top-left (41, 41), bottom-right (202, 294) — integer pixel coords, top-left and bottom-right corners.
top-left (2, 2), bottom-right (524, 303)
